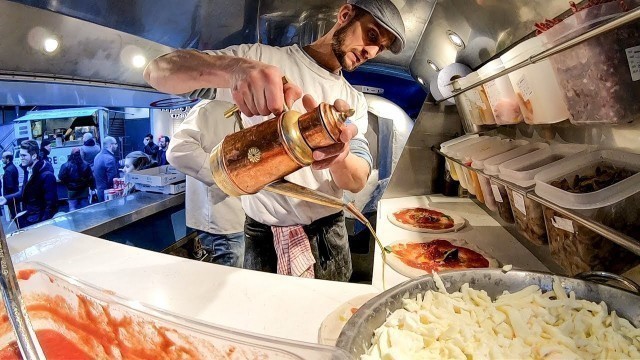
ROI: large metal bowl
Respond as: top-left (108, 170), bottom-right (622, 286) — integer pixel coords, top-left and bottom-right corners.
top-left (336, 269), bottom-right (640, 358)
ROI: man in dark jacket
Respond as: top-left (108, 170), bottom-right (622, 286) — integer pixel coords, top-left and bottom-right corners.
top-left (2, 151), bottom-right (20, 219)
top-left (92, 136), bottom-right (119, 202)
top-left (40, 139), bottom-right (52, 163)
top-left (80, 133), bottom-right (101, 167)
top-left (143, 134), bottom-right (159, 161)
top-left (158, 135), bottom-right (170, 166)
top-left (0, 140), bottom-right (58, 228)
top-left (59, 148), bottom-right (94, 211)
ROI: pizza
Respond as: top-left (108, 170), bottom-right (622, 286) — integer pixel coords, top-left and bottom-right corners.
top-left (388, 207), bottom-right (465, 233)
top-left (385, 239), bottom-right (499, 278)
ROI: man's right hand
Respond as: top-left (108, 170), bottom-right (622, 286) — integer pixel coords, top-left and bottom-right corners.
top-left (230, 59), bottom-right (302, 117)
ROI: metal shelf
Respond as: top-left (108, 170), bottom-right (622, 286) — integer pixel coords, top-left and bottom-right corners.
top-left (439, 7), bottom-right (640, 102)
top-left (432, 147), bottom-right (640, 256)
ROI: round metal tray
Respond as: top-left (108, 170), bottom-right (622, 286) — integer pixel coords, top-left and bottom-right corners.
top-left (336, 269), bottom-right (640, 358)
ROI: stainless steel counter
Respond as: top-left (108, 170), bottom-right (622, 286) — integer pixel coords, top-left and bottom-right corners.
top-left (20, 192), bottom-right (185, 237)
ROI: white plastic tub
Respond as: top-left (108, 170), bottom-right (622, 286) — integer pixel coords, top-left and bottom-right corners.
top-left (500, 37), bottom-right (570, 125)
top-left (471, 139), bottom-right (528, 211)
top-left (447, 136), bottom-right (493, 190)
top-left (483, 142), bottom-right (550, 223)
top-left (454, 73), bottom-right (496, 125)
top-left (478, 59), bottom-right (524, 125)
top-left (440, 135), bottom-right (479, 182)
top-left (534, 150), bottom-right (640, 275)
top-left (499, 144), bottom-right (589, 245)
top-left (457, 137), bottom-right (502, 195)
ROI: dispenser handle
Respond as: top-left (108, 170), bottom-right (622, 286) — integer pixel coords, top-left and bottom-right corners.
top-left (223, 76), bottom-right (291, 128)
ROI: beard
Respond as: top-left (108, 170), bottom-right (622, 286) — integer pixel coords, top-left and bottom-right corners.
top-left (331, 21), bottom-right (359, 72)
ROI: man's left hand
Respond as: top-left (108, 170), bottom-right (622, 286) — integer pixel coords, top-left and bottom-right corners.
top-left (301, 95), bottom-right (358, 170)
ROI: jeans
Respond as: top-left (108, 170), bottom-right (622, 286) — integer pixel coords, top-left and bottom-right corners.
top-left (196, 230), bottom-right (245, 268)
top-left (244, 211), bottom-right (352, 282)
top-left (68, 198), bottom-right (90, 212)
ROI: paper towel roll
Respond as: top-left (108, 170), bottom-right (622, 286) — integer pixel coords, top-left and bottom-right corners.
top-left (430, 63), bottom-right (472, 105)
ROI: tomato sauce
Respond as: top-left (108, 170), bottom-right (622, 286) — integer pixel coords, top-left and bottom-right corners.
top-left (0, 329), bottom-right (92, 360)
top-left (393, 208), bottom-right (454, 230)
top-left (391, 239), bottom-right (489, 273)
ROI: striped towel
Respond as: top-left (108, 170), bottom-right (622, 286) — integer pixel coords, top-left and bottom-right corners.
top-left (271, 225), bottom-right (315, 278)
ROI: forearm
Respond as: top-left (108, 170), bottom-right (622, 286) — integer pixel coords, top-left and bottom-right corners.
top-left (144, 50), bottom-right (243, 95)
top-left (329, 153), bottom-right (370, 193)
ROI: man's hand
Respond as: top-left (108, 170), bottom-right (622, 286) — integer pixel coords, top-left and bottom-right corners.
top-left (230, 60), bottom-right (303, 117)
top-left (0, 197), bottom-right (7, 206)
top-left (301, 95), bottom-right (358, 171)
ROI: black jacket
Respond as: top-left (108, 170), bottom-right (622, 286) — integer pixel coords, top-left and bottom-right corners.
top-left (6, 160), bottom-right (58, 227)
top-left (144, 142), bottom-right (160, 161)
top-left (59, 159), bottom-right (94, 199)
top-left (2, 163), bottom-right (19, 196)
top-left (158, 149), bottom-right (169, 166)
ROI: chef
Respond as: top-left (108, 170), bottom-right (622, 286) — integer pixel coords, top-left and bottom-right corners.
top-left (144, 0), bottom-right (406, 282)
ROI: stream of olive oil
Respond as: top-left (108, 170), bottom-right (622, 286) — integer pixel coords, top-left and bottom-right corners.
top-left (345, 203), bottom-right (388, 290)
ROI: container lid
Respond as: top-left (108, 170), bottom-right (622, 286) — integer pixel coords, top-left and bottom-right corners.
top-left (440, 134), bottom-right (479, 152)
top-left (471, 139), bottom-right (529, 170)
top-left (500, 37), bottom-right (545, 66)
top-left (499, 143), bottom-right (589, 188)
top-left (477, 59), bottom-right (504, 79)
top-left (444, 136), bottom-right (490, 158)
top-left (484, 142), bottom-right (549, 175)
top-left (534, 149), bottom-right (640, 209)
top-left (455, 137), bottom-right (501, 162)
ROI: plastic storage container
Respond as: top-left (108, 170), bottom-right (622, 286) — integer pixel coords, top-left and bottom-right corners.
top-left (454, 73), bottom-right (496, 126)
top-left (1, 262), bottom-right (352, 360)
top-left (457, 137), bottom-right (503, 196)
top-left (447, 136), bottom-right (493, 190)
top-left (534, 150), bottom-right (640, 275)
top-left (499, 144), bottom-right (588, 245)
top-left (471, 140), bottom-right (529, 211)
top-left (478, 59), bottom-right (524, 125)
top-left (500, 37), bottom-right (570, 124)
top-left (540, 1), bottom-right (640, 124)
top-left (440, 135), bottom-right (479, 182)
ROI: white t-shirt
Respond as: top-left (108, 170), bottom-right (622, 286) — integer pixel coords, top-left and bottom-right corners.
top-left (175, 44), bottom-right (371, 226)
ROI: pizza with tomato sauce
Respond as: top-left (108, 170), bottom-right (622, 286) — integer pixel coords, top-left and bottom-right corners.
top-left (385, 239), bottom-right (498, 278)
top-left (388, 207), bottom-right (465, 233)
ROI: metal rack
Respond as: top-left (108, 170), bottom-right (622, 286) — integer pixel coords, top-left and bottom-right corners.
top-left (432, 147), bottom-right (640, 257)
top-left (438, 6), bottom-right (640, 102)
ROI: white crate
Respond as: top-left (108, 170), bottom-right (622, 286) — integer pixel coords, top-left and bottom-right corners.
top-left (135, 181), bottom-right (186, 195)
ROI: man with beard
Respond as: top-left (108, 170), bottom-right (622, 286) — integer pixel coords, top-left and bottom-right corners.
top-left (157, 135), bottom-right (170, 166)
top-left (0, 140), bottom-right (58, 228)
top-left (144, 0), bottom-right (405, 282)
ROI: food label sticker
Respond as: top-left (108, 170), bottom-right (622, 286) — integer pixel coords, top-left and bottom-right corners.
top-left (552, 216), bottom-right (575, 233)
top-left (512, 192), bottom-right (526, 215)
top-left (516, 75), bottom-right (534, 100)
top-left (491, 184), bottom-right (503, 203)
top-left (626, 45), bottom-right (640, 81)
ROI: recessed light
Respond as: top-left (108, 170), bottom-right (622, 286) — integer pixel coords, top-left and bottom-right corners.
top-left (447, 30), bottom-right (465, 48)
top-left (417, 77), bottom-right (424, 85)
top-left (427, 60), bottom-right (440, 72)
top-left (43, 38), bottom-right (59, 53)
top-left (132, 55), bottom-right (147, 68)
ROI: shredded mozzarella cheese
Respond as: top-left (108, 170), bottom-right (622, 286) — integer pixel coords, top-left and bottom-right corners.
top-left (361, 278), bottom-right (640, 360)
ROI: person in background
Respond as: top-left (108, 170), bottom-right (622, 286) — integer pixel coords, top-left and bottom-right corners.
top-left (2, 151), bottom-right (20, 219)
top-left (145, 0), bottom-right (405, 281)
top-left (143, 134), bottom-right (159, 161)
top-left (157, 135), bottom-right (170, 166)
top-left (92, 136), bottom-right (119, 202)
top-left (80, 133), bottom-right (101, 167)
top-left (0, 140), bottom-right (58, 228)
top-left (40, 139), bottom-right (52, 163)
top-left (59, 148), bottom-right (94, 211)
top-left (121, 151), bottom-right (156, 195)
top-left (175, 101), bottom-right (246, 268)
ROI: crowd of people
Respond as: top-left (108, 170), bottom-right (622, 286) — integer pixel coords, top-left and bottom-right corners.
top-left (0, 133), bottom-right (171, 229)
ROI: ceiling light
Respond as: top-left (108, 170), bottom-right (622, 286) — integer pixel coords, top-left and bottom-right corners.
top-left (447, 30), bottom-right (465, 48)
top-left (43, 38), bottom-right (59, 53)
top-left (427, 60), bottom-right (440, 72)
top-left (417, 77), bottom-right (424, 85)
top-left (132, 55), bottom-right (147, 68)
